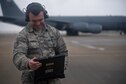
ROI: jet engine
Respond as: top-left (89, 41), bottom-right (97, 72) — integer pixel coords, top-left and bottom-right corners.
top-left (70, 22), bottom-right (102, 33)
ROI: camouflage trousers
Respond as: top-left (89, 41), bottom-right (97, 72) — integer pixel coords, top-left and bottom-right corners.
top-left (22, 78), bottom-right (61, 84)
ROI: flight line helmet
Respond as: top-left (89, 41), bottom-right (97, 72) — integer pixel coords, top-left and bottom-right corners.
top-left (25, 2), bottom-right (49, 22)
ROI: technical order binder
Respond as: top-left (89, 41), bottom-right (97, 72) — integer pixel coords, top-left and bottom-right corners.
top-left (34, 54), bottom-right (65, 82)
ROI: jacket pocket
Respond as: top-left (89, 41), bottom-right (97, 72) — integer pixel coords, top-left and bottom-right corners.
top-left (44, 37), bottom-right (56, 48)
top-left (27, 39), bottom-right (40, 58)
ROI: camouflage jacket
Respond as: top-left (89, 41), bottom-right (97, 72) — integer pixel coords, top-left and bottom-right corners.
top-left (13, 23), bottom-right (68, 84)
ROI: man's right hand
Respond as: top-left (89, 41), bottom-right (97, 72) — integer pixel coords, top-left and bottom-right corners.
top-left (28, 57), bottom-right (42, 70)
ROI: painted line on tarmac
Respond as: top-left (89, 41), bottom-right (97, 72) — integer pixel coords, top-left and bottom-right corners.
top-left (71, 40), bottom-right (105, 51)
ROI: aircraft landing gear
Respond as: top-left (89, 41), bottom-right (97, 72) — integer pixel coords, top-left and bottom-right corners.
top-left (120, 31), bottom-right (126, 36)
top-left (66, 29), bottom-right (79, 36)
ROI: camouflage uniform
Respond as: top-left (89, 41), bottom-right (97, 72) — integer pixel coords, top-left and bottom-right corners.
top-left (13, 23), bottom-right (68, 84)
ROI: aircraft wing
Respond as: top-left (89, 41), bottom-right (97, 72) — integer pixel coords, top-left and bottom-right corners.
top-left (46, 19), bottom-right (69, 30)
top-left (0, 16), bottom-right (27, 26)
top-left (0, 15), bottom-right (102, 35)
top-left (46, 18), bottom-right (102, 35)
top-left (0, 16), bottom-right (16, 22)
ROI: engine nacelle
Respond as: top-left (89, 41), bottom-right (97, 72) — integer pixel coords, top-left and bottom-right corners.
top-left (70, 22), bottom-right (102, 33)
top-left (87, 24), bottom-right (102, 33)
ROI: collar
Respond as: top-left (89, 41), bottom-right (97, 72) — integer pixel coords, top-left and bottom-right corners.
top-left (26, 23), bottom-right (34, 33)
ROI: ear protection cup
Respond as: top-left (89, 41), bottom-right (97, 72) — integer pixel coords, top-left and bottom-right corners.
top-left (25, 2), bottom-right (49, 22)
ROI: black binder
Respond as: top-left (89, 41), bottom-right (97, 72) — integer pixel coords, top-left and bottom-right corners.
top-left (34, 55), bottom-right (65, 82)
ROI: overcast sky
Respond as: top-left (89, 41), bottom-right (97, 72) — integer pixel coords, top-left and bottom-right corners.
top-left (14, 0), bottom-right (126, 16)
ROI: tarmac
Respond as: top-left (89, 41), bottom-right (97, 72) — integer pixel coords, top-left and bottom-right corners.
top-left (0, 31), bottom-right (126, 84)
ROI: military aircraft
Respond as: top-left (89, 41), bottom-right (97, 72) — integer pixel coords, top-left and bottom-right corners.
top-left (0, 0), bottom-right (126, 36)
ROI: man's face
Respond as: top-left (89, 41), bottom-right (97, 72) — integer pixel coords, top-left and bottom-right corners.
top-left (29, 11), bottom-right (45, 30)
